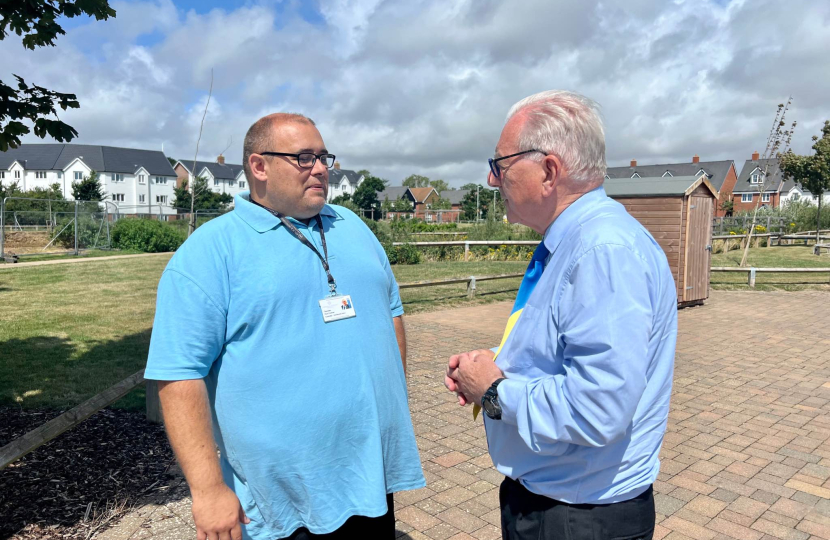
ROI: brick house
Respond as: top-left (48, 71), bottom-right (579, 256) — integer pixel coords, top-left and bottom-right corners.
top-left (732, 152), bottom-right (787, 213)
top-left (606, 156), bottom-right (737, 217)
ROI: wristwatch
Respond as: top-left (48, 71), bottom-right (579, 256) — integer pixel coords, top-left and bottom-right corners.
top-left (482, 378), bottom-right (507, 420)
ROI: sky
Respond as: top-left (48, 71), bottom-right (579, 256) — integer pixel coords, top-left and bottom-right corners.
top-left (3, 0), bottom-right (830, 187)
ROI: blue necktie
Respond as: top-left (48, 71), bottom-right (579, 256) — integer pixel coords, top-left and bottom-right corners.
top-left (473, 241), bottom-right (550, 419)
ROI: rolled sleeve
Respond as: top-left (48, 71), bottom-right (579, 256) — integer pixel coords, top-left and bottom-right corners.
top-left (498, 244), bottom-right (653, 449)
top-left (144, 269), bottom-right (227, 380)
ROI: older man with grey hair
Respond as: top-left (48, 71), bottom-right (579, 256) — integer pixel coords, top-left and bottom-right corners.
top-left (445, 90), bottom-right (677, 540)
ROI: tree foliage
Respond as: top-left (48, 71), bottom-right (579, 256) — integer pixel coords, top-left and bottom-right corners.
top-left (0, 0), bottom-right (116, 151)
top-left (173, 177), bottom-right (233, 211)
top-left (352, 175), bottom-right (387, 216)
top-left (402, 174), bottom-right (430, 188)
top-left (71, 170), bottom-right (105, 201)
top-left (429, 178), bottom-right (449, 193)
top-left (780, 120), bottom-right (830, 245)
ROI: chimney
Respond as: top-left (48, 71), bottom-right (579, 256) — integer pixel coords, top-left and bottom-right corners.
top-left (752, 151), bottom-right (759, 161)
top-left (692, 155), bottom-right (700, 164)
top-left (630, 159), bottom-right (637, 167)
top-left (334, 161), bottom-right (341, 170)
top-left (217, 154), bottom-right (225, 164)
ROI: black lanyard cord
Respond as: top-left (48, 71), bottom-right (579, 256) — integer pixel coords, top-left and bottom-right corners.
top-left (253, 201), bottom-right (337, 295)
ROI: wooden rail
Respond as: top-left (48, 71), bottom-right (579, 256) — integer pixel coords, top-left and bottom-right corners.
top-left (0, 370), bottom-right (147, 470)
top-left (399, 273), bottom-right (524, 298)
top-left (711, 267), bottom-right (830, 287)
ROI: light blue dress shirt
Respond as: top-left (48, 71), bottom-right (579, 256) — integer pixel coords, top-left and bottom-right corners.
top-left (485, 186), bottom-right (678, 504)
top-left (145, 193), bottom-right (424, 539)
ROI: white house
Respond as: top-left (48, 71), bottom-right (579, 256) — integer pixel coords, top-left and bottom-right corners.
top-left (0, 144), bottom-right (178, 215)
top-left (327, 163), bottom-right (364, 202)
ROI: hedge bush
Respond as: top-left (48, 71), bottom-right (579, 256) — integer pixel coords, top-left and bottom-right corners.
top-left (111, 218), bottom-right (186, 252)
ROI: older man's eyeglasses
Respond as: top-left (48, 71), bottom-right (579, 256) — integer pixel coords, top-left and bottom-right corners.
top-left (259, 152), bottom-right (337, 169)
top-left (488, 149), bottom-right (546, 179)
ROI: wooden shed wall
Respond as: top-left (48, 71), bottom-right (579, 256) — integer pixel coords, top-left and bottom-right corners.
top-left (613, 196), bottom-right (686, 301)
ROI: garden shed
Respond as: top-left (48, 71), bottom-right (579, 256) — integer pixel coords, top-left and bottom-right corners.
top-left (604, 176), bottom-right (719, 307)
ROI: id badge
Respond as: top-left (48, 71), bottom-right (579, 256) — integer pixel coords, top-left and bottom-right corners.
top-left (319, 294), bottom-right (356, 323)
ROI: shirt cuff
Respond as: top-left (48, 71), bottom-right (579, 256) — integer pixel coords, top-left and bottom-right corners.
top-left (497, 378), bottom-right (525, 426)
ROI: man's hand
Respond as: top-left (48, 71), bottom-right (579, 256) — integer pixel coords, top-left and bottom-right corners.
top-left (191, 483), bottom-right (251, 540)
top-left (444, 349), bottom-right (504, 406)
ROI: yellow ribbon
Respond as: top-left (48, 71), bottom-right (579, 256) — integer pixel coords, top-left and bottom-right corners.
top-left (472, 308), bottom-right (524, 420)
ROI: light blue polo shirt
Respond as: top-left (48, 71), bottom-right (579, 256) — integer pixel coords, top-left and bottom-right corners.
top-left (145, 193), bottom-right (425, 539)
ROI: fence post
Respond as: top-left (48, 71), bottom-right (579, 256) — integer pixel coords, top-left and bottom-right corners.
top-left (73, 201), bottom-right (79, 256)
top-left (467, 276), bottom-right (476, 299)
top-left (0, 198), bottom-right (5, 258)
top-left (748, 267), bottom-right (756, 288)
top-left (145, 381), bottom-right (163, 424)
top-left (464, 241), bottom-right (470, 261)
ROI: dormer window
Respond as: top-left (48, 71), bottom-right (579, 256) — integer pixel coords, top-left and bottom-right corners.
top-left (662, 171), bottom-right (673, 177)
top-left (750, 172), bottom-right (763, 184)
top-left (631, 173), bottom-right (641, 178)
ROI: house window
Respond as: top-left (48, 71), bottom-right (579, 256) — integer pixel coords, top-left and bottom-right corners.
top-left (214, 179), bottom-right (219, 186)
top-left (112, 194), bottom-right (125, 202)
top-left (35, 171), bottom-right (47, 179)
top-left (154, 176), bottom-right (167, 184)
top-left (156, 195), bottom-right (168, 204)
top-left (741, 193), bottom-right (753, 203)
top-left (138, 174), bottom-right (146, 184)
top-left (113, 173), bottom-right (124, 182)
top-left (239, 181), bottom-right (246, 189)
top-left (0, 172), bottom-right (5, 179)
top-left (792, 192), bottom-right (801, 201)
top-left (762, 193), bottom-right (771, 203)
top-left (15, 170), bottom-right (22, 179)
top-left (57, 172), bottom-right (62, 178)
top-left (750, 172), bottom-right (762, 184)
top-left (228, 180), bottom-right (235, 187)
top-left (74, 171), bottom-right (83, 180)
top-left (139, 194), bottom-right (145, 203)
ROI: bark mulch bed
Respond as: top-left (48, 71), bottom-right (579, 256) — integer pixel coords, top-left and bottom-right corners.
top-left (0, 407), bottom-right (178, 540)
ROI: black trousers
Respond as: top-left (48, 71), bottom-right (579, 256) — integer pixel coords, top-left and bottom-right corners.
top-left (280, 493), bottom-right (395, 539)
top-left (500, 477), bottom-right (655, 540)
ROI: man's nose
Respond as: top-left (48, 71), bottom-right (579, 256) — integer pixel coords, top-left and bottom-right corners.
top-left (487, 170), bottom-right (500, 188)
top-left (311, 157), bottom-right (328, 176)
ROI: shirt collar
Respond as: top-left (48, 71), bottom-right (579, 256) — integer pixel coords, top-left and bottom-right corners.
top-left (233, 191), bottom-right (340, 233)
top-left (543, 186), bottom-right (607, 255)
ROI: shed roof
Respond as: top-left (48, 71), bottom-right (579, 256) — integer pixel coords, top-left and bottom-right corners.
top-left (604, 176), bottom-right (718, 198)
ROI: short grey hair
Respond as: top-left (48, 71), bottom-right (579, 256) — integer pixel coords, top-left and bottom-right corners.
top-left (506, 90), bottom-right (606, 184)
top-left (242, 113), bottom-right (316, 181)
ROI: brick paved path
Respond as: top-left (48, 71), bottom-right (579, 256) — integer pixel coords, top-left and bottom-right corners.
top-left (100, 291), bottom-right (830, 540)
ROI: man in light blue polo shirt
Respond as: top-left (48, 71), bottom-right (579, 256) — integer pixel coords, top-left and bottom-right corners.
top-left (145, 113), bottom-right (424, 540)
top-left (445, 91), bottom-right (677, 540)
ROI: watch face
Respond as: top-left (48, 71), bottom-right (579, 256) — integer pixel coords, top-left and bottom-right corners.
top-left (482, 398), bottom-right (495, 416)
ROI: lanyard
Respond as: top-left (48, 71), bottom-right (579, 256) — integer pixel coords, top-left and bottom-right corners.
top-left (254, 201), bottom-right (337, 296)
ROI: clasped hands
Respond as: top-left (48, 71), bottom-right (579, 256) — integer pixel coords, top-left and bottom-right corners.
top-left (444, 349), bottom-right (505, 406)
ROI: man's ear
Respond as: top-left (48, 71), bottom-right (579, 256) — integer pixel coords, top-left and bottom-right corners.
top-left (248, 154), bottom-right (269, 183)
top-left (540, 154), bottom-right (563, 197)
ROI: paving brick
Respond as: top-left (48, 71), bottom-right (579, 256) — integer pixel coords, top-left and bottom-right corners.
top-left (685, 495), bottom-right (729, 518)
top-left (708, 516), bottom-right (765, 540)
top-left (662, 515), bottom-right (717, 540)
top-left (435, 508), bottom-right (486, 534)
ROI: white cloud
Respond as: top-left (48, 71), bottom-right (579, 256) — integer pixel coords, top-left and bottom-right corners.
top-left (3, 0), bottom-right (829, 186)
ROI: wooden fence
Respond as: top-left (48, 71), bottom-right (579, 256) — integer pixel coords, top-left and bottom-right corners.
top-left (711, 267), bottom-right (830, 287)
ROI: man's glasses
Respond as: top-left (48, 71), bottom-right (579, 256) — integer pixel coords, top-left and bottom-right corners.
top-left (488, 149), bottom-right (546, 179)
top-left (259, 152), bottom-right (337, 169)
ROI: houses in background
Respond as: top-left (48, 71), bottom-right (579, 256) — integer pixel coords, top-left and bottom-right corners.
top-left (327, 163), bottom-right (364, 202)
top-left (0, 144), bottom-right (178, 215)
top-left (174, 155), bottom-right (247, 200)
top-left (379, 186), bottom-right (468, 222)
top-left (606, 156), bottom-right (738, 217)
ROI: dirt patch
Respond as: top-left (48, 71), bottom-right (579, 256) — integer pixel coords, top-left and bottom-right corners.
top-left (0, 407), bottom-right (178, 540)
top-left (3, 232), bottom-right (54, 255)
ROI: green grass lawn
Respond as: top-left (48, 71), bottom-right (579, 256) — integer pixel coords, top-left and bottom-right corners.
top-left (0, 255), bottom-right (525, 411)
top-left (711, 245), bottom-right (830, 291)
top-left (0, 248), bottom-right (144, 264)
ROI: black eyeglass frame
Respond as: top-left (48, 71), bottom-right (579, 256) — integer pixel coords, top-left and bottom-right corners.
top-left (488, 149), bottom-right (547, 179)
top-left (259, 152), bottom-right (337, 169)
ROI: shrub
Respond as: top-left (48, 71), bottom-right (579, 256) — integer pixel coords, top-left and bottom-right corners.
top-left (384, 243), bottom-right (421, 265)
top-left (111, 218), bottom-right (186, 252)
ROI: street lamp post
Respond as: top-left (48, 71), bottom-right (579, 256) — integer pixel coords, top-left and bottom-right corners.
top-left (476, 185), bottom-right (480, 222)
